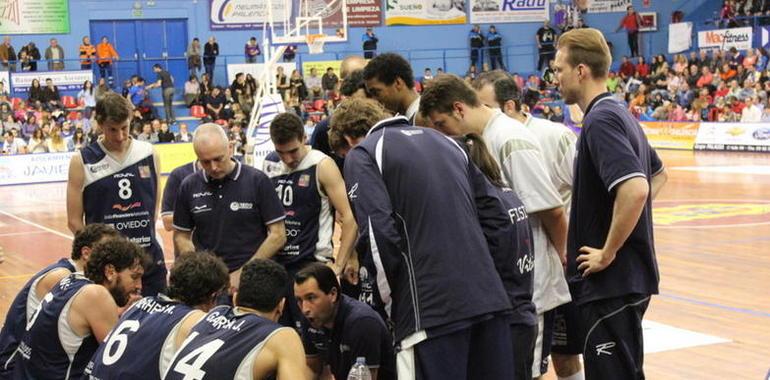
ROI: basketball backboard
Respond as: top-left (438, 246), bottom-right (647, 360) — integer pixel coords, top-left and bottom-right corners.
top-left (267, 0), bottom-right (349, 46)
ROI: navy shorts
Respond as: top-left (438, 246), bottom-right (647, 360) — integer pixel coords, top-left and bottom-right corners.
top-left (579, 294), bottom-right (651, 380)
top-left (510, 322), bottom-right (537, 380)
top-left (400, 315), bottom-right (514, 380)
top-left (551, 301), bottom-right (583, 355)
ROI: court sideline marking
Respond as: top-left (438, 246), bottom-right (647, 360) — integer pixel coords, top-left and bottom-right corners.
top-left (0, 209), bottom-right (72, 240)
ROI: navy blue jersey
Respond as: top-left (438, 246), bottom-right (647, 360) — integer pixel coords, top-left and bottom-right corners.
top-left (161, 161), bottom-right (198, 216)
top-left (81, 139), bottom-right (166, 292)
top-left (302, 296), bottom-right (396, 380)
top-left (14, 273), bottom-right (98, 380)
top-left (85, 295), bottom-right (195, 380)
top-left (568, 93), bottom-right (663, 305)
top-left (263, 150), bottom-right (334, 270)
top-left (343, 116), bottom-right (511, 342)
top-left (173, 160), bottom-right (286, 272)
top-left (164, 306), bottom-right (287, 380)
top-left (0, 258), bottom-right (75, 377)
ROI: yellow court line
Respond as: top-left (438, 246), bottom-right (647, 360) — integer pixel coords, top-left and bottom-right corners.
top-left (0, 273), bottom-right (34, 280)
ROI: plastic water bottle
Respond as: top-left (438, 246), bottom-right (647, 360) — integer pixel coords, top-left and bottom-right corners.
top-left (347, 357), bottom-right (372, 380)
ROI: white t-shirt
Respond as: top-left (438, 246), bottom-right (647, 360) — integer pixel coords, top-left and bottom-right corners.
top-left (482, 110), bottom-right (571, 313)
top-left (2, 137), bottom-right (26, 154)
top-left (523, 113), bottom-right (578, 212)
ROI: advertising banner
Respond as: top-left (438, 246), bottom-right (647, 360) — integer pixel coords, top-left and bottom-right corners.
top-left (347, 0), bottom-right (382, 26)
top-left (694, 122), bottom-right (770, 152)
top-left (470, 0), bottom-right (548, 24)
top-left (698, 27), bottom-right (753, 51)
top-left (580, 0), bottom-right (631, 13)
top-left (640, 121), bottom-right (699, 150)
top-left (155, 143), bottom-right (196, 175)
top-left (210, 0), bottom-right (291, 30)
top-left (0, 152), bottom-right (74, 186)
top-left (0, 0), bottom-right (69, 34)
top-left (301, 60), bottom-right (343, 78)
top-left (11, 70), bottom-right (94, 93)
top-left (385, 0), bottom-right (467, 25)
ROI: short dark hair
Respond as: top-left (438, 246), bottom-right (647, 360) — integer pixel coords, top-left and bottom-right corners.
top-left (363, 53), bottom-right (414, 89)
top-left (71, 224), bottom-right (121, 260)
top-left (419, 74), bottom-right (480, 119)
top-left (85, 239), bottom-right (148, 285)
top-left (294, 262), bottom-right (340, 296)
top-left (340, 69), bottom-right (366, 97)
top-left (166, 252), bottom-right (229, 307)
top-left (153, 64), bottom-right (162, 70)
top-left (269, 112), bottom-right (304, 144)
top-left (95, 92), bottom-right (132, 126)
top-left (236, 259), bottom-right (289, 312)
top-left (473, 70), bottom-right (522, 111)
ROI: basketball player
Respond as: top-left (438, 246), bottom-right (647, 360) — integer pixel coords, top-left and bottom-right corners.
top-left (163, 259), bottom-right (308, 380)
top-left (13, 238), bottom-right (146, 380)
top-left (420, 74), bottom-right (571, 379)
top-left (295, 263), bottom-right (396, 380)
top-left (173, 123), bottom-right (286, 293)
top-left (332, 97), bottom-right (513, 379)
top-left (555, 28), bottom-right (667, 380)
top-left (67, 92), bottom-right (166, 297)
top-left (0, 224), bottom-right (120, 379)
top-left (363, 53), bottom-right (422, 124)
top-left (160, 160), bottom-right (199, 232)
top-left (456, 133), bottom-right (537, 380)
top-left (84, 252), bottom-right (229, 380)
top-left (473, 70), bottom-right (584, 380)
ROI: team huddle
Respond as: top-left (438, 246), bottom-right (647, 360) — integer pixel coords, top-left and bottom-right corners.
top-left (0, 28), bottom-right (666, 380)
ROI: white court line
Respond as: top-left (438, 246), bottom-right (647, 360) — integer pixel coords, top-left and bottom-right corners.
top-left (0, 231), bottom-right (51, 237)
top-left (0, 209), bottom-right (72, 240)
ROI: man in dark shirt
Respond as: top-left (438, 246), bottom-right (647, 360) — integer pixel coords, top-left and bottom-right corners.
top-left (146, 64), bottom-right (176, 124)
top-left (203, 36), bottom-right (219, 79)
top-left (41, 78), bottom-right (61, 111)
top-left (361, 28), bottom-right (378, 59)
top-left (469, 24), bottom-right (484, 69)
top-left (295, 263), bottom-right (395, 380)
top-left (619, 56), bottom-right (636, 79)
top-left (536, 20), bottom-right (558, 71)
top-left (554, 28), bottom-right (668, 380)
top-left (322, 67), bottom-right (339, 99)
top-left (205, 86), bottom-right (226, 120)
top-left (173, 123), bottom-right (287, 298)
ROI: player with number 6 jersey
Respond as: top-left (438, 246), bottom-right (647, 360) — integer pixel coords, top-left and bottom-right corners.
top-left (84, 253), bottom-right (229, 380)
top-left (67, 92), bottom-right (167, 297)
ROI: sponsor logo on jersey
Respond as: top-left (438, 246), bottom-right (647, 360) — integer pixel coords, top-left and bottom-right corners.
top-left (138, 165), bottom-right (151, 178)
top-left (193, 191), bottom-right (213, 198)
top-left (348, 183), bottom-right (359, 200)
top-left (114, 172), bottom-right (135, 178)
top-left (193, 205), bottom-right (211, 214)
top-left (112, 201), bottom-right (142, 212)
top-left (595, 342), bottom-right (616, 356)
top-left (230, 202), bottom-right (254, 211)
top-left (400, 130), bottom-right (423, 136)
top-left (298, 174), bottom-right (310, 187)
top-left (88, 162), bottom-right (110, 174)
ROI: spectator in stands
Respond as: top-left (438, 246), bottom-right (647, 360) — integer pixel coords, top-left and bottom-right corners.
top-left (245, 37), bottom-right (260, 63)
top-left (290, 69), bottom-right (307, 101)
top-left (697, 66), bottom-right (714, 88)
top-left (652, 55), bottom-right (669, 78)
top-left (721, 1), bottom-right (736, 27)
top-left (18, 50), bottom-right (31, 72)
top-left (96, 36), bottom-right (119, 86)
top-left (188, 38), bottom-right (202, 77)
top-left (158, 121), bottom-right (175, 143)
top-left (19, 42), bottom-right (40, 72)
top-left (28, 128), bottom-right (47, 153)
top-left (137, 122), bottom-right (159, 143)
top-left (79, 36), bottom-right (96, 70)
top-left (205, 86), bottom-right (226, 120)
top-left (619, 56), bottom-right (635, 78)
top-left (536, 20), bottom-right (557, 71)
top-left (21, 114), bottom-right (38, 140)
top-left (616, 5), bottom-right (642, 57)
top-left (203, 36), bottom-right (218, 78)
top-left (757, 48), bottom-right (769, 72)
top-left (184, 75), bottom-right (200, 107)
top-left (741, 95), bottom-right (762, 122)
top-left (685, 64), bottom-right (700, 87)
top-left (78, 80), bottom-right (96, 118)
top-left (0, 102), bottom-right (11, 122)
top-left (40, 78), bottom-right (61, 111)
top-left (67, 128), bottom-right (86, 151)
top-left (283, 45), bottom-right (297, 62)
top-left (486, 25), bottom-right (504, 70)
top-left (45, 38), bottom-right (65, 71)
top-left (469, 24), bottom-right (484, 69)
top-left (175, 123), bottom-right (192, 142)
top-left (423, 67), bottom-right (434, 84)
top-left (676, 82), bottom-right (696, 108)
top-left (128, 76), bottom-right (148, 108)
top-left (715, 80), bottom-right (730, 98)
top-left (240, 73), bottom-right (257, 114)
top-left (1, 130), bottom-right (26, 154)
top-left (200, 72), bottom-right (212, 96)
top-left (47, 124), bottom-right (67, 152)
top-left (306, 67), bottom-right (322, 101)
top-left (230, 73), bottom-right (247, 105)
top-left (275, 66), bottom-right (291, 101)
top-left (0, 37), bottom-right (16, 72)
top-left (27, 79), bottom-right (43, 109)
top-left (1, 115), bottom-right (19, 134)
top-left (146, 64), bottom-right (176, 124)
top-left (362, 28), bottom-right (379, 59)
top-left (606, 71), bottom-right (620, 92)
top-left (672, 54), bottom-right (688, 74)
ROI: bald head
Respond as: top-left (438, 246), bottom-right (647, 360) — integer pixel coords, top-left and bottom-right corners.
top-left (193, 123), bottom-right (233, 180)
top-left (340, 55), bottom-right (367, 80)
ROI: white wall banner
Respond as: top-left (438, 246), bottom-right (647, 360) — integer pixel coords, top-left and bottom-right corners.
top-left (697, 27), bottom-right (753, 51)
top-left (0, 152), bottom-right (75, 186)
top-left (583, 0), bottom-right (632, 13)
top-left (11, 70), bottom-right (94, 93)
top-left (668, 22), bottom-right (693, 54)
top-left (210, 0), bottom-right (291, 29)
top-left (470, 0), bottom-right (549, 24)
top-left (694, 122), bottom-right (770, 152)
top-left (385, 0), bottom-right (467, 25)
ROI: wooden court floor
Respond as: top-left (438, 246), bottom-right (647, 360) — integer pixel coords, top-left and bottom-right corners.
top-left (1, 149), bottom-right (769, 379)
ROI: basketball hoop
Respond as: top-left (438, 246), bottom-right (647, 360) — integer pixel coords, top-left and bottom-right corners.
top-left (306, 34), bottom-right (326, 54)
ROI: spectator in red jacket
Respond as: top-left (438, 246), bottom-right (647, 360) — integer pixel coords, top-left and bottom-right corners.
top-left (635, 56), bottom-right (650, 77)
top-left (619, 56), bottom-right (635, 78)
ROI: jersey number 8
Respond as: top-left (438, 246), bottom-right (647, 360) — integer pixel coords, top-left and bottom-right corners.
top-left (118, 178), bottom-right (133, 200)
